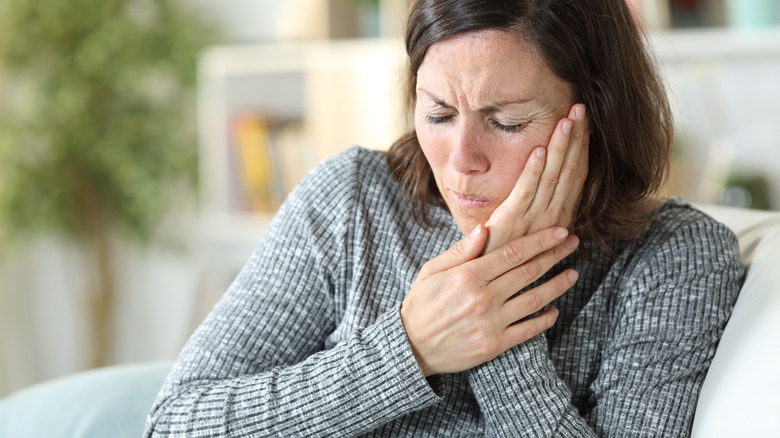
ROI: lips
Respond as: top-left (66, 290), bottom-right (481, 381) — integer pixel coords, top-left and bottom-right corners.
top-left (450, 190), bottom-right (492, 209)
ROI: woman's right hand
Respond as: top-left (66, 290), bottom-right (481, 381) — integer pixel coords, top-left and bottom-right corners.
top-left (400, 225), bottom-right (580, 377)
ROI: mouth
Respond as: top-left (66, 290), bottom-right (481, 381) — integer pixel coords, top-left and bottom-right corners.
top-left (450, 190), bottom-right (493, 209)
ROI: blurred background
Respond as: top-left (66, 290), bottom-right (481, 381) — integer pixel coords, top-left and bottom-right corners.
top-left (0, 0), bottom-right (778, 398)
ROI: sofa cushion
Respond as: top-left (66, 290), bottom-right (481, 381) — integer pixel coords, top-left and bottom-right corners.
top-left (0, 361), bottom-right (172, 438)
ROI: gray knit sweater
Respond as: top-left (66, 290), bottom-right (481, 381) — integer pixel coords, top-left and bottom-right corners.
top-left (145, 146), bottom-right (743, 437)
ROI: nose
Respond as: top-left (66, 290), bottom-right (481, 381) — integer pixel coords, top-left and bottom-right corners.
top-left (449, 119), bottom-right (489, 175)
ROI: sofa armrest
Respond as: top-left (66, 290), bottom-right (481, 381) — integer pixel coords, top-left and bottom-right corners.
top-left (0, 361), bottom-right (172, 438)
top-left (691, 206), bottom-right (780, 437)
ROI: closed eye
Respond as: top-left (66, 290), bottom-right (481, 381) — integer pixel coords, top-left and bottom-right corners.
top-left (425, 114), bottom-right (455, 124)
top-left (490, 120), bottom-right (525, 133)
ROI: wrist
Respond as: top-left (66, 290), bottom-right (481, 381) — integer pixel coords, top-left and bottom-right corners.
top-left (399, 301), bottom-right (434, 377)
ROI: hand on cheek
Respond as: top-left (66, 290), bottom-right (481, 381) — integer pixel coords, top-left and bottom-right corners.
top-left (483, 103), bottom-right (590, 254)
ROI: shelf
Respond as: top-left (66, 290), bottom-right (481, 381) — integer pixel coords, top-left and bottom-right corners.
top-left (648, 27), bottom-right (780, 60)
top-left (196, 39), bottom-right (410, 283)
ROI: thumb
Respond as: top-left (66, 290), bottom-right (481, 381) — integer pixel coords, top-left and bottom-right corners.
top-left (423, 224), bottom-right (487, 275)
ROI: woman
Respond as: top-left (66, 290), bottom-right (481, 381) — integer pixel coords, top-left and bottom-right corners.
top-left (146, 0), bottom-right (743, 436)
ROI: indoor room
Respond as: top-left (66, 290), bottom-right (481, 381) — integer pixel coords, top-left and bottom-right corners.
top-left (1, 0), bottom-right (778, 436)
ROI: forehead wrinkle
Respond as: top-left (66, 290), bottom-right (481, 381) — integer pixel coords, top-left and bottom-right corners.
top-left (422, 73), bottom-right (531, 114)
top-left (418, 83), bottom-right (535, 115)
top-left (478, 98), bottom-right (534, 115)
top-left (449, 63), bottom-right (536, 114)
top-left (425, 41), bottom-right (500, 112)
top-left (418, 30), bottom-right (571, 115)
top-left (417, 88), bottom-right (452, 108)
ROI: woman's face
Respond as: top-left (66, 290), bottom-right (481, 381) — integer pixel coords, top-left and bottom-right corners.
top-left (415, 30), bottom-right (575, 235)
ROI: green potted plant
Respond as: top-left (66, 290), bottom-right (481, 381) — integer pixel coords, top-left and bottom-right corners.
top-left (0, 0), bottom-right (217, 367)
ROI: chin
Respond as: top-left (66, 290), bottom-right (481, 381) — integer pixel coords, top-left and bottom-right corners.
top-left (452, 213), bottom-right (486, 236)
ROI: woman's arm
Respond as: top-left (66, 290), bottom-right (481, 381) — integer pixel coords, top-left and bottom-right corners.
top-left (468, 214), bottom-right (744, 436)
top-left (469, 335), bottom-right (596, 436)
top-left (144, 150), bottom-right (441, 437)
top-left (584, 219), bottom-right (743, 434)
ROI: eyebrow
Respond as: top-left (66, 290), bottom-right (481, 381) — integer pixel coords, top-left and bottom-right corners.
top-left (417, 88), bottom-right (532, 114)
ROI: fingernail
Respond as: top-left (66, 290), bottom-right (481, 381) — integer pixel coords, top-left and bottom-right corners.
top-left (535, 147), bottom-right (545, 159)
top-left (553, 227), bottom-right (568, 239)
top-left (574, 105), bottom-right (586, 121)
top-left (562, 120), bottom-right (573, 135)
top-left (469, 224), bottom-right (482, 239)
top-left (566, 235), bottom-right (580, 249)
top-left (567, 270), bottom-right (579, 283)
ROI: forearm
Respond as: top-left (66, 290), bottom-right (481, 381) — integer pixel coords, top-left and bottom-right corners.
top-left (468, 335), bottom-right (597, 437)
top-left (145, 307), bottom-right (441, 437)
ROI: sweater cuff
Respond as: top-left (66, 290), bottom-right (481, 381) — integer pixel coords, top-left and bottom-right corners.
top-left (468, 335), bottom-right (575, 434)
top-left (469, 334), bottom-right (556, 392)
top-left (359, 304), bottom-right (444, 410)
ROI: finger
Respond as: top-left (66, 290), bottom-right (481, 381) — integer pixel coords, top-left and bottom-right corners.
top-left (421, 224), bottom-right (487, 276)
top-left (549, 104), bottom-right (588, 217)
top-left (474, 226), bottom-right (569, 280)
top-left (529, 116), bottom-right (572, 212)
top-left (562, 113), bottom-right (590, 220)
top-left (492, 234), bottom-right (579, 300)
top-left (495, 146), bottom-right (547, 220)
top-left (483, 147), bottom-right (546, 254)
top-left (500, 306), bottom-right (559, 351)
top-left (500, 269), bottom-right (578, 327)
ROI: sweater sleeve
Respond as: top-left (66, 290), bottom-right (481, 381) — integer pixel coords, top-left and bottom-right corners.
top-left (468, 213), bottom-right (743, 437)
top-left (144, 148), bottom-right (441, 437)
top-left (469, 335), bottom-right (596, 436)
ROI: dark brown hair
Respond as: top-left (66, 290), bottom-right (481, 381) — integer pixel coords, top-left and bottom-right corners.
top-left (385, 0), bottom-right (673, 253)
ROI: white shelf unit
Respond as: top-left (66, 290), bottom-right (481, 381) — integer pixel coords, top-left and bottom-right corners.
top-left (196, 39), bottom-right (408, 301)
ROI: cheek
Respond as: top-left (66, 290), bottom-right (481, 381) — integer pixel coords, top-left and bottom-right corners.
top-left (415, 122), bottom-right (448, 177)
top-left (489, 127), bottom-right (555, 198)
top-left (491, 147), bottom-right (531, 196)
top-left (523, 121), bottom-right (559, 149)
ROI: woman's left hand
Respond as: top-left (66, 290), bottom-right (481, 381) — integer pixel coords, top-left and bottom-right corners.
top-left (483, 103), bottom-right (589, 254)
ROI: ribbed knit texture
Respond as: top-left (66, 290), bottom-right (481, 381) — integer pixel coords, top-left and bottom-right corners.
top-left (145, 146), bottom-right (743, 437)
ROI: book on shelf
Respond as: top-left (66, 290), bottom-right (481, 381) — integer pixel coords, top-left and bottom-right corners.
top-left (272, 121), bottom-right (318, 198)
top-left (230, 114), bottom-right (278, 213)
top-left (228, 113), bottom-right (316, 215)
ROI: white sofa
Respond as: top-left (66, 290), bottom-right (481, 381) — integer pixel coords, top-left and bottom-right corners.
top-left (692, 205), bottom-right (780, 437)
top-left (0, 205), bottom-right (778, 437)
